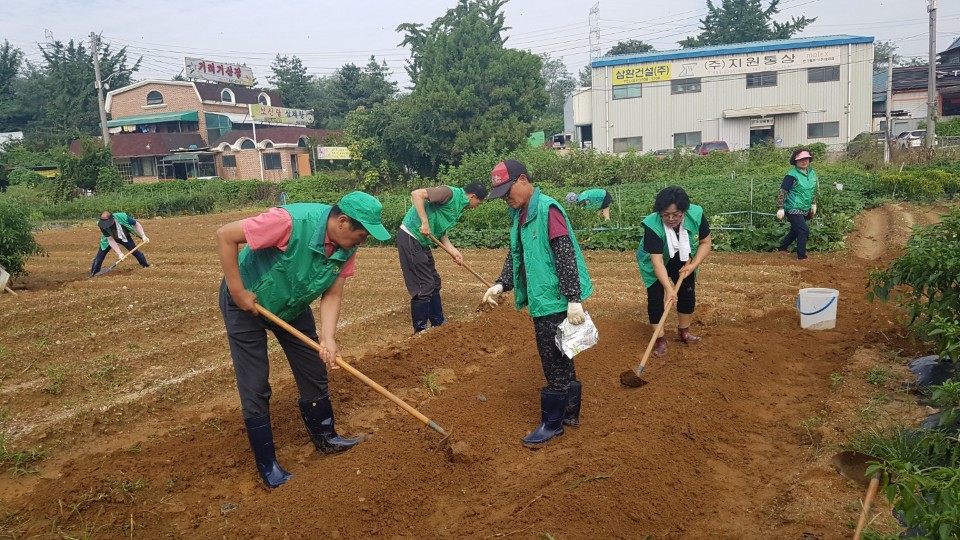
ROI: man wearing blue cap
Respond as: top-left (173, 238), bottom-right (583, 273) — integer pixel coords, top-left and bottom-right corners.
top-left (216, 191), bottom-right (391, 489)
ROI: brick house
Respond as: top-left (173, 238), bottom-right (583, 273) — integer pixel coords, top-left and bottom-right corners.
top-left (100, 80), bottom-right (333, 182)
top-left (211, 127), bottom-right (336, 181)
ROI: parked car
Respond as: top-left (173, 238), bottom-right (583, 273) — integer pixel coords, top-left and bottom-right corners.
top-left (897, 130), bottom-right (935, 149)
top-left (848, 131), bottom-right (886, 156)
top-left (653, 148), bottom-right (676, 159)
top-left (693, 141), bottom-right (730, 155)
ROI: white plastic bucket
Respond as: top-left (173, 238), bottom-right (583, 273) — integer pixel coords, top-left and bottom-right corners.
top-left (797, 288), bottom-right (840, 330)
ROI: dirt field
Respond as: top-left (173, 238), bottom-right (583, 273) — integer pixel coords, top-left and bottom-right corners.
top-left (0, 204), bottom-right (946, 539)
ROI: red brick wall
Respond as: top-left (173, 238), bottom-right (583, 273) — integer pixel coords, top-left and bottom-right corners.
top-left (217, 148), bottom-right (308, 181)
top-left (110, 83), bottom-right (199, 118)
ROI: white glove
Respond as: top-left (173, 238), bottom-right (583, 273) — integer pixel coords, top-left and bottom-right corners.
top-left (809, 204), bottom-right (817, 217)
top-left (776, 208), bottom-right (785, 220)
top-left (567, 302), bottom-right (585, 325)
top-left (142, 236), bottom-right (150, 243)
top-left (482, 283), bottom-right (504, 307)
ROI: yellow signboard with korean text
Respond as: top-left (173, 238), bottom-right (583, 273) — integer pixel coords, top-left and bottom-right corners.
top-left (250, 104), bottom-right (314, 126)
top-left (612, 63), bottom-right (672, 85)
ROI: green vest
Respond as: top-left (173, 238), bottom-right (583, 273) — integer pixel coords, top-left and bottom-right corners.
top-left (99, 212), bottom-right (141, 250)
top-left (636, 204), bottom-right (704, 288)
top-left (577, 189), bottom-right (607, 209)
top-left (238, 203), bottom-right (357, 321)
top-left (509, 189), bottom-right (593, 317)
top-left (401, 186), bottom-right (469, 247)
top-left (784, 167), bottom-right (817, 212)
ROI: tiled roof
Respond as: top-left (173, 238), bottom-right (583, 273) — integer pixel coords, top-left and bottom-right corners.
top-left (210, 127), bottom-right (336, 147)
top-left (71, 133), bottom-right (208, 158)
top-left (194, 81), bottom-right (283, 106)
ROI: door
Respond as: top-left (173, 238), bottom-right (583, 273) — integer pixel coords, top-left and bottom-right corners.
top-left (750, 127), bottom-right (774, 147)
top-left (291, 154), bottom-right (300, 178)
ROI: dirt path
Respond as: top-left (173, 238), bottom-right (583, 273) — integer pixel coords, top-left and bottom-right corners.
top-left (0, 205), bottom-right (940, 538)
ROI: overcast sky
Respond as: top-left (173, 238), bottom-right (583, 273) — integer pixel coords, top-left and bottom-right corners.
top-left (3, 0), bottom-right (958, 89)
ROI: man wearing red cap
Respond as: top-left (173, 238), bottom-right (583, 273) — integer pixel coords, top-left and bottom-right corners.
top-left (481, 160), bottom-right (593, 448)
top-left (776, 148), bottom-right (818, 261)
top-left (216, 191), bottom-right (391, 489)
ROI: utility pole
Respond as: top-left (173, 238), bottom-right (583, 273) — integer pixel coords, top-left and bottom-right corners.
top-left (885, 57), bottom-right (893, 164)
top-left (90, 32), bottom-right (110, 146)
top-left (926, 0), bottom-right (938, 149)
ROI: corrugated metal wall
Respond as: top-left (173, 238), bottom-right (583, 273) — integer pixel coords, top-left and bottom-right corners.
top-left (585, 42), bottom-right (875, 153)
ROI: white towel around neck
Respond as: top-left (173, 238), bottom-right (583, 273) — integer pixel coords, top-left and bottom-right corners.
top-left (113, 218), bottom-right (128, 243)
top-left (664, 225), bottom-right (691, 262)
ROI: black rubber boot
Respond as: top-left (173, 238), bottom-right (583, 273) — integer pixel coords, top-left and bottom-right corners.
top-left (411, 298), bottom-right (430, 334)
top-left (428, 293), bottom-right (447, 327)
top-left (243, 415), bottom-right (293, 489)
top-left (299, 397), bottom-right (362, 455)
top-left (563, 381), bottom-right (582, 428)
top-left (521, 388), bottom-right (567, 448)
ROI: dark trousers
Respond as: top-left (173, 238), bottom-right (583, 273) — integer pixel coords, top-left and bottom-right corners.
top-left (219, 282), bottom-right (330, 419)
top-left (647, 272), bottom-right (697, 323)
top-left (397, 230), bottom-right (441, 301)
top-left (90, 237), bottom-right (149, 274)
top-left (533, 312), bottom-right (577, 392)
top-left (779, 213), bottom-right (810, 259)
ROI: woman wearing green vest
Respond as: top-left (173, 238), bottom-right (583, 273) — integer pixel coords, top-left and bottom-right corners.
top-left (776, 148), bottom-right (818, 261)
top-left (398, 183), bottom-right (487, 333)
top-left (566, 189), bottom-right (612, 221)
top-left (481, 160), bottom-right (593, 449)
top-left (636, 186), bottom-right (712, 358)
top-left (89, 211), bottom-right (150, 277)
top-left (216, 192), bottom-right (391, 489)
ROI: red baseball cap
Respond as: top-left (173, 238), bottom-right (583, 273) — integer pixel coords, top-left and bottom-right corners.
top-left (489, 160), bottom-right (528, 199)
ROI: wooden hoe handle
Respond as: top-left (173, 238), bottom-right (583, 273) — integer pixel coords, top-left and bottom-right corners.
top-left (424, 233), bottom-right (492, 288)
top-left (255, 304), bottom-right (447, 436)
top-left (635, 275), bottom-right (686, 374)
top-left (853, 473), bottom-right (881, 540)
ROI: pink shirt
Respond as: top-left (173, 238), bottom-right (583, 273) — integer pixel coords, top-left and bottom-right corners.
top-left (519, 206), bottom-right (570, 239)
top-left (242, 207), bottom-right (356, 278)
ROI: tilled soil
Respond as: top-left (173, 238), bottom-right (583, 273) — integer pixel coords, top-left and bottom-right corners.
top-left (0, 204), bottom-right (945, 539)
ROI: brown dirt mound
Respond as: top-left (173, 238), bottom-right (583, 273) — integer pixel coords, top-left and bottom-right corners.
top-left (0, 205), bottom-right (938, 538)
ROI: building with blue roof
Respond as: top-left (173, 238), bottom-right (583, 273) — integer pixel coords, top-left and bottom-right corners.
top-left (570, 35), bottom-right (875, 153)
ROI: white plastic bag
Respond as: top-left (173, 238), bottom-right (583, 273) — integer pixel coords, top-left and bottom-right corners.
top-left (555, 312), bottom-right (599, 359)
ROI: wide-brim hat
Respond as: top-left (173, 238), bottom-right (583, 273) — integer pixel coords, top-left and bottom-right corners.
top-left (790, 150), bottom-right (814, 165)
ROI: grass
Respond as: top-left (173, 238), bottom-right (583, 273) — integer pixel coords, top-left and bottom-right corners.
top-left (41, 368), bottom-right (64, 395)
top-left (419, 370), bottom-right (441, 396)
top-left (830, 373), bottom-right (844, 387)
top-left (866, 367), bottom-right (891, 386)
top-left (799, 415), bottom-right (825, 447)
top-left (0, 433), bottom-right (47, 475)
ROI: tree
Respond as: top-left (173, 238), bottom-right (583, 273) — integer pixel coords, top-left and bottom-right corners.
top-left (874, 40), bottom-right (926, 73)
top-left (578, 65), bottom-right (592, 87)
top-left (605, 39), bottom-right (655, 56)
top-left (59, 137), bottom-right (112, 192)
top-left (679, 0), bottom-right (815, 48)
top-left (538, 53), bottom-right (576, 136)
top-left (269, 55), bottom-right (317, 110)
top-left (389, 0), bottom-right (548, 174)
top-left (0, 198), bottom-right (44, 278)
top-left (0, 41), bottom-right (25, 132)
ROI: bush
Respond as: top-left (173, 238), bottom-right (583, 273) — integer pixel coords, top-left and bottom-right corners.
top-left (96, 166), bottom-right (124, 194)
top-left (0, 198), bottom-right (44, 277)
top-left (7, 168), bottom-right (45, 187)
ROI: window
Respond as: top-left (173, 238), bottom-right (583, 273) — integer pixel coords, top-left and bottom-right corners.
top-left (673, 131), bottom-right (702, 147)
top-left (262, 152), bottom-right (282, 170)
top-left (239, 139), bottom-right (256, 150)
top-left (258, 92), bottom-right (270, 106)
top-left (222, 155), bottom-right (237, 168)
top-left (807, 121), bottom-right (840, 139)
top-left (612, 83), bottom-right (641, 100)
top-left (146, 91), bottom-right (163, 105)
top-left (807, 66), bottom-right (840, 83)
top-left (671, 78), bottom-right (701, 94)
top-left (746, 71), bottom-right (777, 88)
top-left (115, 161), bottom-right (133, 182)
top-left (263, 141), bottom-right (274, 149)
top-left (221, 89), bottom-right (234, 103)
top-left (612, 136), bottom-right (643, 153)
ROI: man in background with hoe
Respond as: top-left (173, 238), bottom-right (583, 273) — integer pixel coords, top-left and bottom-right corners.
top-left (89, 211), bottom-right (150, 277)
top-left (216, 192), bottom-right (391, 489)
top-left (482, 160), bottom-right (593, 448)
top-left (398, 182), bottom-right (487, 334)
